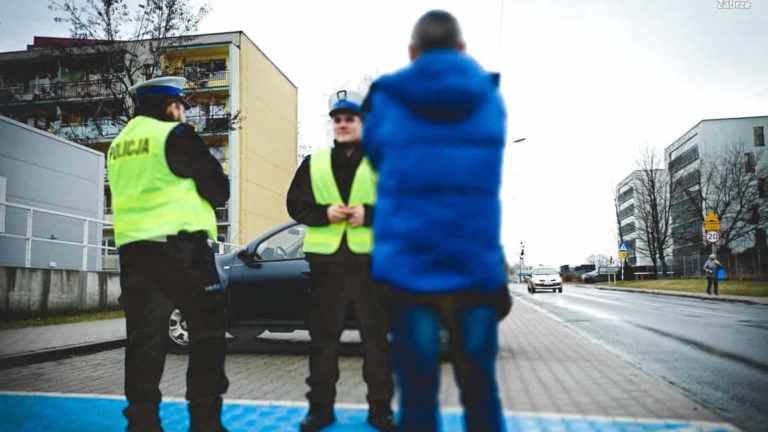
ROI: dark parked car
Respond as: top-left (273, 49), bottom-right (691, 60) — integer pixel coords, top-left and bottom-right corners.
top-left (168, 221), bottom-right (360, 349)
top-left (167, 221), bottom-right (505, 350)
top-left (581, 269), bottom-right (608, 284)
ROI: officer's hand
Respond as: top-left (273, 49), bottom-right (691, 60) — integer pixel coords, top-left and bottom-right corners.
top-left (327, 204), bottom-right (349, 223)
top-left (347, 205), bottom-right (365, 227)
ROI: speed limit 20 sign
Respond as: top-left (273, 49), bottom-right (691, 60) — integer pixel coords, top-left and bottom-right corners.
top-left (706, 230), bottom-right (720, 244)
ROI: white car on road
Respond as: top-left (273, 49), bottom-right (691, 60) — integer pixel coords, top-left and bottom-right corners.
top-left (526, 266), bottom-right (563, 293)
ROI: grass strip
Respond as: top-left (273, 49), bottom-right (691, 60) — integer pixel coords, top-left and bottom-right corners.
top-left (597, 278), bottom-right (768, 296)
top-left (0, 309), bottom-right (125, 330)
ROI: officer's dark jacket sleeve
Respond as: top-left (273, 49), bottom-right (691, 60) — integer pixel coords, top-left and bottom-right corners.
top-left (165, 123), bottom-right (230, 208)
top-left (287, 156), bottom-right (331, 226)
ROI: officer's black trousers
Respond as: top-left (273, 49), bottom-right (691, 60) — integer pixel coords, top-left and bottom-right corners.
top-left (119, 236), bottom-right (229, 432)
top-left (306, 258), bottom-right (394, 417)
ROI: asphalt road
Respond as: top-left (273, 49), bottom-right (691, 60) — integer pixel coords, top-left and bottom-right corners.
top-left (510, 283), bottom-right (768, 432)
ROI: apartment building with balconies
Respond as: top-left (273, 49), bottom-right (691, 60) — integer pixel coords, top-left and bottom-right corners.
top-left (0, 31), bottom-right (298, 247)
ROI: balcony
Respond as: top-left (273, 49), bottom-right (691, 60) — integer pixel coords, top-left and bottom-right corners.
top-left (164, 68), bottom-right (229, 90)
top-left (0, 79), bottom-right (124, 104)
top-left (57, 118), bottom-right (123, 141)
top-left (187, 114), bottom-right (230, 135)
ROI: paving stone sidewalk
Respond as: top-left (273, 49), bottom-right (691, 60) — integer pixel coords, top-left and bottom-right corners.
top-left (0, 295), bottom-right (732, 428)
top-left (0, 318), bottom-right (125, 359)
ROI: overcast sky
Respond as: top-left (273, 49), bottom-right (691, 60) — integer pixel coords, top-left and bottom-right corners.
top-left (1, 0), bottom-right (766, 266)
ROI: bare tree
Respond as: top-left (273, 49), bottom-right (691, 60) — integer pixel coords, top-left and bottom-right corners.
top-left (633, 148), bottom-right (672, 277)
top-left (0, 0), bottom-right (240, 144)
top-left (586, 254), bottom-right (612, 268)
top-left (53, 0), bottom-right (209, 114)
top-left (672, 141), bottom-right (768, 255)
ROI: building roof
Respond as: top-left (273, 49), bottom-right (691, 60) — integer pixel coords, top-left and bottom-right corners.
top-left (1, 31), bottom-right (296, 89)
top-left (666, 115), bottom-right (768, 152)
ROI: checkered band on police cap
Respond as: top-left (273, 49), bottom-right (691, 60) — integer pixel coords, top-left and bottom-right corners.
top-left (328, 90), bottom-right (364, 116)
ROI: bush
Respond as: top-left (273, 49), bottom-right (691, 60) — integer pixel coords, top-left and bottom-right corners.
top-left (562, 272), bottom-right (582, 283)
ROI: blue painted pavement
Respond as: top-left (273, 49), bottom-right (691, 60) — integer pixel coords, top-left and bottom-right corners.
top-left (0, 393), bottom-right (731, 432)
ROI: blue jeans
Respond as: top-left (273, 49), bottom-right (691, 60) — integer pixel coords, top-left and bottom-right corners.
top-left (390, 293), bottom-right (504, 431)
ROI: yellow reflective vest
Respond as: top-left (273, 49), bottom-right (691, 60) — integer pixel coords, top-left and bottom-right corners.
top-left (303, 149), bottom-right (376, 254)
top-left (107, 116), bottom-right (217, 247)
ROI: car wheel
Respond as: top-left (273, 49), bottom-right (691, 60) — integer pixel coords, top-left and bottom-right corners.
top-left (531, 288), bottom-right (536, 294)
top-left (168, 308), bottom-right (190, 352)
top-left (558, 288), bottom-right (563, 293)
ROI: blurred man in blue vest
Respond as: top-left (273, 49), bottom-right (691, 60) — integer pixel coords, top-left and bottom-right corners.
top-left (108, 76), bottom-right (230, 432)
top-left (362, 10), bottom-right (507, 431)
top-left (286, 90), bottom-right (396, 431)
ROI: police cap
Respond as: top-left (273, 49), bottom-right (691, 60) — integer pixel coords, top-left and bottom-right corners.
top-left (129, 76), bottom-right (191, 109)
top-left (328, 89), bottom-right (364, 117)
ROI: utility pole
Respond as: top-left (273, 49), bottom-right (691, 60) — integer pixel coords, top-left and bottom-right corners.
top-left (519, 241), bottom-right (525, 283)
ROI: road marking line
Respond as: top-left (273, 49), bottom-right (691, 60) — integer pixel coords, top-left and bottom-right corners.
top-left (675, 307), bottom-right (742, 318)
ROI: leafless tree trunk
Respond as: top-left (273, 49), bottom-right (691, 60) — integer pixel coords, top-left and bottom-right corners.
top-left (634, 148), bottom-right (672, 277)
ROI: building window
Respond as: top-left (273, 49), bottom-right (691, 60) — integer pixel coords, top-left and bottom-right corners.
top-left (617, 187), bottom-right (634, 205)
top-left (748, 204), bottom-right (759, 224)
top-left (745, 152), bottom-right (756, 173)
top-left (759, 177), bottom-right (768, 198)
top-left (620, 222), bottom-right (635, 235)
top-left (668, 145), bottom-right (699, 175)
top-left (755, 126), bottom-right (765, 147)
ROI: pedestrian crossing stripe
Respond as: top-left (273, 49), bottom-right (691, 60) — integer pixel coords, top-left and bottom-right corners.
top-left (0, 392), bottom-right (738, 432)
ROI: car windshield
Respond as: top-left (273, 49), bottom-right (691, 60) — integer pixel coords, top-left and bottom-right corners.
top-left (532, 268), bottom-right (558, 275)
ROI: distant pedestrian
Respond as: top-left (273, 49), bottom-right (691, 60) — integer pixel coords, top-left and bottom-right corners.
top-left (362, 10), bottom-right (507, 431)
top-left (287, 89), bottom-right (397, 432)
top-left (703, 254), bottom-right (722, 295)
top-left (108, 76), bottom-right (230, 432)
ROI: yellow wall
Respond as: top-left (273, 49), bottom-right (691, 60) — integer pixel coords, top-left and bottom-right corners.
top-left (238, 35), bottom-right (298, 242)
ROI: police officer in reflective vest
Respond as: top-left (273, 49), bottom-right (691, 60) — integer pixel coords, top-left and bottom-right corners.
top-left (107, 76), bottom-right (230, 432)
top-left (287, 90), bottom-right (397, 432)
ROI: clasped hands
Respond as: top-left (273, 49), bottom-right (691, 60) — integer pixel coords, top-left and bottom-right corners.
top-left (327, 204), bottom-right (365, 226)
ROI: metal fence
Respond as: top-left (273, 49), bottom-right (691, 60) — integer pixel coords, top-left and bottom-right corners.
top-left (0, 201), bottom-right (110, 271)
top-left (1, 201), bottom-right (241, 272)
top-left (666, 251), bottom-right (767, 280)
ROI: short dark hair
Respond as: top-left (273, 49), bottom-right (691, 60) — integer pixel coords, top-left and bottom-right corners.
top-left (411, 10), bottom-right (463, 53)
top-left (134, 94), bottom-right (182, 118)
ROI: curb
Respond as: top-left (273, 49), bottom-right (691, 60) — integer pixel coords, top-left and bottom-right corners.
top-left (582, 285), bottom-right (768, 305)
top-left (0, 338), bottom-right (125, 371)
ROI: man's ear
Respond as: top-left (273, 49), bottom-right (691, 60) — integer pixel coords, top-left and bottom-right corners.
top-left (408, 44), bottom-right (419, 61)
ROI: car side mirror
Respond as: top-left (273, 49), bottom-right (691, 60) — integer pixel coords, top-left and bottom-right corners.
top-left (237, 245), bottom-right (262, 263)
top-left (237, 248), bottom-right (251, 262)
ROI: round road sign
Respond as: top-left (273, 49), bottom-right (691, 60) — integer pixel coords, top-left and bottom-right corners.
top-left (705, 230), bottom-right (720, 244)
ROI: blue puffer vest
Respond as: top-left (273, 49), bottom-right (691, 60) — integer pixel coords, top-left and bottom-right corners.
top-left (362, 49), bottom-right (507, 293)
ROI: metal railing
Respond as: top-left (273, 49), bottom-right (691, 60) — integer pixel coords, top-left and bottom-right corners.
top-left (162, 68), bottom-right (230, 90)
top-left (1, 201), bottom-right (241, 271)
top-left (0, 200), bottom-right (113, 271)
top-left (57, 118), bottom-right (124, 141)
top-left (0, 79), bottom-right (124, 103)
top-left (186, 114), bottom-right (230, 134)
